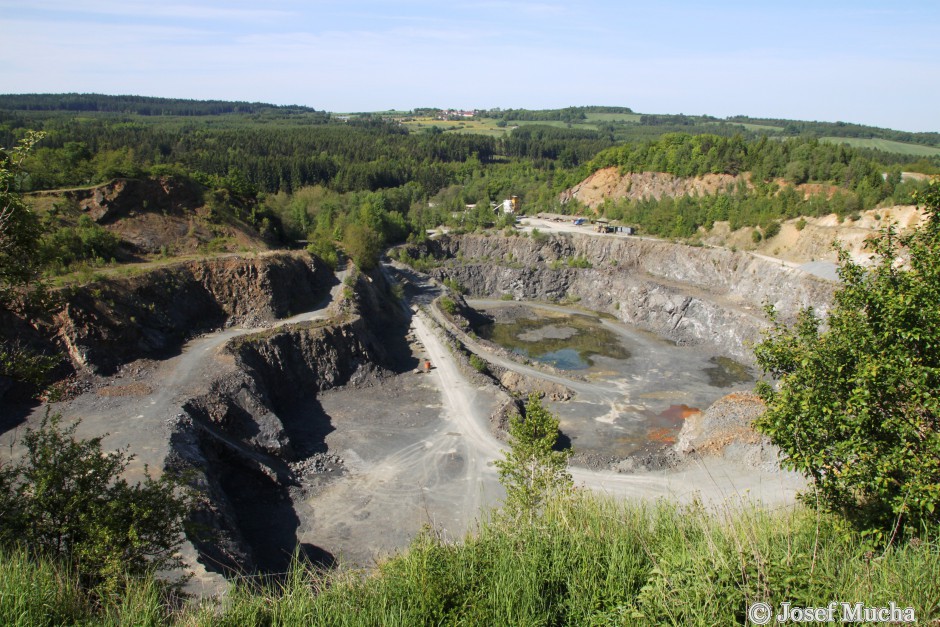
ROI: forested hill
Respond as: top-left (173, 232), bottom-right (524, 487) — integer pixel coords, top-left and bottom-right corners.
top-left (0, 113), bottom-right (500, 194)
top-left (1, 93), bottom-right (937, 305)
top-left (726, 115), bottom-right (940, 148)
top-left (560, 133), bottom-right (931, 240)
top-left (0, 93), bottom-right (324, 117)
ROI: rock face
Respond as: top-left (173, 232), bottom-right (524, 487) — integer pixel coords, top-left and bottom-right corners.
top-left (167, 270), bottom-right (406, 576)
top-left (58, 177), bottom-right (205, 224)
top-left (54, 252), bottom-right (334, 374)
top-left (673, 392), bottom-right (782, 472)
top-left (415, 232), bottom-right (834, 363)
top-left (558, 167), bottom-right (846, 211)
top-left (27, 176), bottom-right (271, 254)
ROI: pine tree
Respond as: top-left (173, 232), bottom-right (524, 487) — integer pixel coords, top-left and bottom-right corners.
top-left (495, 394), bottom-right (573, 523)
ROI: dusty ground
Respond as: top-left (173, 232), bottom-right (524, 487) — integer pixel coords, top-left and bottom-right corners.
top-left (468, 300), bottom-right (756, 466)
top-left (2, 241), bottom-right (807, 589)
top-left (416, 302), bottom-right (804, 506)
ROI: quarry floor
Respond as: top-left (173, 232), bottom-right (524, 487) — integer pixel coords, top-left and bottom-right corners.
top-left (2, 263), bottom-right (805, 587)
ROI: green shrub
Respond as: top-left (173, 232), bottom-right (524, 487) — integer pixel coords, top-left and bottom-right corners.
top-left (763, 220), bottom-right (781, 239)
top-left (469, 354), bottom-right (488, 374)
top-left (438, 296), bottom-right (457, 315)
top-left (306, 235), bottom-right (339, 270)
top-left (0, 341), bottom-right (58, 388)
top-left (495, 394), bottom-right (572, 523)
top-left (443, 277), bottom-right (464, 294)
top-left (40, 215), bottom-right (120, 272)
top-left (0, 413), bottom-right (190, 598)
top-left (755, 182), bottom-right (940, 539)
top-left (342, 223), bottom-right (382, 271)
top-left (795, 217), bottom-right (808, 231)
top-left (567, 256), bottom-right (593, 269)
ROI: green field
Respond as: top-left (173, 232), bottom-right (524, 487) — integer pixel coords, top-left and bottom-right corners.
top-left (400, 116), bottom-right (509, 136)
top-left (511, 119), bottom-right (600, 130)
top-left (400, 116), bottom-right (605, 136)
top-left (820, 136), bottom-right (940, 156)
top-left (735, 122), bottom-right (784, 132)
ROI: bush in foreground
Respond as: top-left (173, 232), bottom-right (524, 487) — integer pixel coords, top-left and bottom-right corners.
top-left (755, 182), bottom-right (940, 539)
top-left (0, 413), bottom-right (190, 599)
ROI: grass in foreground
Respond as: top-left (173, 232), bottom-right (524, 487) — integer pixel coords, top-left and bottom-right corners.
top-left (3, 495), bottom-right (938, 625)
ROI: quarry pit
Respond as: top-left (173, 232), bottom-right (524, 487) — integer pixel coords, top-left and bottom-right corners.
top-left (0, 230), bottom-right (835, 592)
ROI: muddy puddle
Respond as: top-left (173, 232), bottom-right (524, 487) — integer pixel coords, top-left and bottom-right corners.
top-left (476, 308), bottom-right (630, 370)
top-left (472, 302), bottom-right (756, 461)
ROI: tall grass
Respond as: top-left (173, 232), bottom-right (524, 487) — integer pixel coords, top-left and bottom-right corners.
top-left (3, 496), bottom-right (938, 625)
top-left (206, 495), bottom-right (939, 626)
top-left (0, 549), bottom-right (86, 626)
top-left (0, 548), bottom-right (174, 626)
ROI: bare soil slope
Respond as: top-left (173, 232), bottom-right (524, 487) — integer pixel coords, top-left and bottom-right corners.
top-left (559, 167), bottom-right (928, 264)
top-left (28, 177), bottom-right (272, 255)
top-left (560, 168), bottom-right (746, 208)
top-left (704, 205), bottom-right (927, 264)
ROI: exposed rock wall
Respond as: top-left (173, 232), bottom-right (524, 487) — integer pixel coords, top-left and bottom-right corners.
top-left (673, 392), bottom-right (781, 472)
top-left (559, 167), bottom-right (843, 210)
top-left (30, 177), bottom-right (205, 224)
top-left (417, 233), bottom-right (834, 362)
top-left (168, 270), bottom-right (406, 576)
top-left (54, 252), bottom-right (334, 374)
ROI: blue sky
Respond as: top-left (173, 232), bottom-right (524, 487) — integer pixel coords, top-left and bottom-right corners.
top-left (1, 1), bottom-right (938, 131)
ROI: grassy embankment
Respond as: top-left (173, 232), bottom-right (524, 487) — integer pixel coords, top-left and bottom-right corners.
top-left (3, 494), bottom-right (938, 625)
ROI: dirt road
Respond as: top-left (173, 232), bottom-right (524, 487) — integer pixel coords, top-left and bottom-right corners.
top-left (6, 268), bottom-right (348, 481)
top-left (413, 304), bottom-right (804, 508)
top-left (2, 255), bottom-right (803, 583)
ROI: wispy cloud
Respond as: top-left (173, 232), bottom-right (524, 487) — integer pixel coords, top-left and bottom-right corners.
top-left (0, 0), bottom-right (296, 23)
top-left (458, 1), bottom-right (566, 17)
top-left (0, 0), bottom-right (937, 130)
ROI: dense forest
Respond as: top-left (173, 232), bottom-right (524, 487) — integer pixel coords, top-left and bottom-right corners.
top-left (0, 93), bottom-right (324, 117)
top-left (1, 93), bottom-right (937, 272)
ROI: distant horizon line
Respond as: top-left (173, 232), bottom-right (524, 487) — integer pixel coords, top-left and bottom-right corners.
top-left (1, 92), bottom-right (937, 135)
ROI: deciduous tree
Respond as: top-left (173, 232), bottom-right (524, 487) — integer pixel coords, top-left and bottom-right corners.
top-left (0, 413), bottom-right (191, 596)
top-left (0, 131), bottom-right (45, 306)
top-left (754, 181), bottom-right (940, 540)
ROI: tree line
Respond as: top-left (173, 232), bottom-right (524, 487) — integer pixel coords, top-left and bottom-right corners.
top-left (0, 93), bottom-right (324, 117)
top-left (2, 104), bottom-right (935, 274)
top-left (727, 115), bottom-right (940, 147)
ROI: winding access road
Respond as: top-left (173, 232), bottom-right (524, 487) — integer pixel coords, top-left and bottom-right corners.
top-left (410, 296), bottom-right (805, 509)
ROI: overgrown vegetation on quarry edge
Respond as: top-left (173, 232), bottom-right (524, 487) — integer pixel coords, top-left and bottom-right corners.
top-left (2, 495), bottom-right (937, 625)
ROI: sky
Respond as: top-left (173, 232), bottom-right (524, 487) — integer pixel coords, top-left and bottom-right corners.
top-left (1, 0), bottom-right (938, 132)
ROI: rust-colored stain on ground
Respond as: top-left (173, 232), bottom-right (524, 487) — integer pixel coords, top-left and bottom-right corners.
top-left (647, 428), bottom-right (676, 444)
top-left (658, 404), bottom-right (701, 421)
